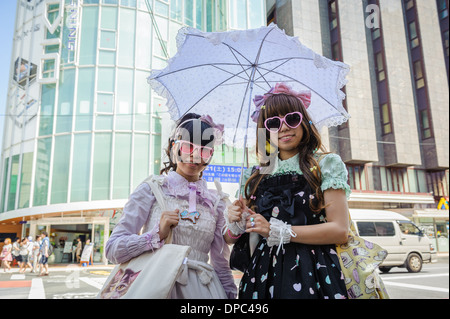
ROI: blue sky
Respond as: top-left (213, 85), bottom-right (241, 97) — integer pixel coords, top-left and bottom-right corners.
top-left (0, 1), bottom-right (17, 148)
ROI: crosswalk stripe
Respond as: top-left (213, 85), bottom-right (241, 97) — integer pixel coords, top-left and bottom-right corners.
top-left (381, 273), bottom-right (449, 280)
top-left (383, 281), bottom-right (449, 293)
top-left (28, 278), bottom-right (45, 299)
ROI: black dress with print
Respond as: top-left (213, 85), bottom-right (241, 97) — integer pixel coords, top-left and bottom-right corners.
top-left (238, 172), bottom-right (348, 299)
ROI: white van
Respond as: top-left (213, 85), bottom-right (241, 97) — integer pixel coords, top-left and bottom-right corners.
top-left (349, 209), bottom-right (437, 273)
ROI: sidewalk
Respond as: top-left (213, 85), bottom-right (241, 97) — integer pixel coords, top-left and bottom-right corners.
top-left (436, 252), bottom-right (449, 262)
top-left (1, 253), bottom-right (446, 278)
top-left (0, 263), bottom-right (115, 275)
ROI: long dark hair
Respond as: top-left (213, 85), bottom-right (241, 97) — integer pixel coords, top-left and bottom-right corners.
top-left (245, 94), bottom-right (328, 213)
top-left (160, 113), bottom-right (215, 175)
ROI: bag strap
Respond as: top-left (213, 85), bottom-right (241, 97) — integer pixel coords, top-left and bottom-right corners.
top-left (212, 179), bottom-right (231, 213)
top-left (143, 175), bottom-right (173, 244)
top-left (143, 176), bottom-right (167, 211)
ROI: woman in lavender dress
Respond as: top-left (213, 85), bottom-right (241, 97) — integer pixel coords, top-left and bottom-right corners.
top-left (106, 113), bottom-right (237, 299)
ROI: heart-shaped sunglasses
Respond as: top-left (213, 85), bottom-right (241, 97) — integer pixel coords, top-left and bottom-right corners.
top-left (264, 112), bottom-right (303, 133)
top-left (174, 140), bottom-right (214, 160)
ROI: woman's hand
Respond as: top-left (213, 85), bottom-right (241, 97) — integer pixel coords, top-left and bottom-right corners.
top-left (227, 195), bottom-right (248, 224)
top-left (158, 209), bottom-right (180, 240)
top-left (245, 210), bottom-right (270, 238)
top-left (224, 195), bottom-right (252, 244)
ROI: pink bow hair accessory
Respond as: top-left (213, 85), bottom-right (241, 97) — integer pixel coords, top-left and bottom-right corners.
top-left (251, 83), bottom-right (311, 123)
top-left (199, 114), bottom-right (224, 145)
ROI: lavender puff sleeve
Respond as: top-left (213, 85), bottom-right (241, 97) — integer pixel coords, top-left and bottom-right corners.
top-left (105, 183), bottom-right (161, 264)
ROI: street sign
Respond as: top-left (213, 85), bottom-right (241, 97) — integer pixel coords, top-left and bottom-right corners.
top-left (202, 165), bottom-right (247, 184)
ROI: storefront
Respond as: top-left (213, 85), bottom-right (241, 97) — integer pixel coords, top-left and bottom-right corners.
top-left (413, 209), bottom-right (449, 252)
top-left (25, 216), bottom-right (110, 265)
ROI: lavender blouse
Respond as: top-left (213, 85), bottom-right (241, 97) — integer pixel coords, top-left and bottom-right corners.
top-left (105, 171), bottom-right (236, 299)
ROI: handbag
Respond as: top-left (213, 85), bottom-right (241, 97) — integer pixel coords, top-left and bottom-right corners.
top-left (230, 232), bottom-right (251, 272)
top-left (336, 215), bottom-right (390, 299)
top-left (98, 176), bottom-right (191, 299)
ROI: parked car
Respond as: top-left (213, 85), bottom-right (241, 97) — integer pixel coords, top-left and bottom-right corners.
top-left (349, 209), bottom-right (437, 273)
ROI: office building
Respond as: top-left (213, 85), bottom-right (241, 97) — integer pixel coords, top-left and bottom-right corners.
top-left (268, 0), bottom-right (449, 251)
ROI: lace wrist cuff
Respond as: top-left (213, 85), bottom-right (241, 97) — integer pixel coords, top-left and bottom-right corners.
top-left (267, 218), bottom-right (297, 255)
top-left (144, 224), bottom-right (164, 251)
top-left (224, 208), bottom-right (248, 236)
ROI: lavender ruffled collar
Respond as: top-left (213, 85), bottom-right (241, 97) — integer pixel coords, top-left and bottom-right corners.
top-left (163, 171), bottom-right (216, 211)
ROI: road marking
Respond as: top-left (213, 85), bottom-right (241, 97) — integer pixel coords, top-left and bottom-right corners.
top-left (0, 280), bottom-right (31, 288)
top-left (10, 274), bottom-right (26, 280)
top-left (79, 277), bottom-right (103, 290)
top-left (381, 273), bottom-right (449, 280)
top-left (28, 278), bottom-right (45, 299)
top-left (383, 281), bottom-right (449, 293)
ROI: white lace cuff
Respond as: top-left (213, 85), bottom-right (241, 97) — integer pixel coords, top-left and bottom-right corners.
top-left (267, 218), bottom-right (297, 255)
top-left (224, 208), bottom-right (248, 236)
top-left (143, 224), bottom-right (164, 252)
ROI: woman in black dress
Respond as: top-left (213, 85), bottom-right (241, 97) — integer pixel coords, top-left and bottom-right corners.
top-left (227, 83), bottom-right (351, 299)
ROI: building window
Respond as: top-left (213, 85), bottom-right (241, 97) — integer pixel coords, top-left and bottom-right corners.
top-left (347, 165), bottom-right (368, 191)
top-left (409, 21), bottom-right (420, 48)
top-left (51, 135), bottom-right (71, 204)
top-left (100, 30), bottom-right (116, 49)
top-left (154, 0), bottom-right (169, 17)
top-left (405, 0), bottom-right (414, 11)
top-left (328, 0), bottom-right (338, 30)
top-left (420, 109), bottom-right (432, 139)
top-left (120, 0), bottom-right (137, 8)
top-left (332, 43), bottom-right (341, 61)
top-left (42, 58), bottom-right (56, 79)
top-left (381, 103), bottom-right (392, 134)
top-left (34, 138), bottom-right (52, 207)
top-left (248, 0), bottom-right (265, 29)
top-left (113, 133), bottom-right (132, 199)
top-left (444, 30), bottom-right (449, 58)
top-left (92, 133), bottom-right (112, 200)
top-left (437, 0), bottom-right (449, 19)
top-left (230, 0), bottom-right (248, 30)
top-left (427, 170), bottom-right (449, 198)
top-left (376, 52), bottom-right (386, 82)
top-left (372, 28), bottom-right (381, 40)
top-left (71, 134), bottom-right (91, 202)
top-left (170, 0), bottom-right (183, 22)
top-left (413, 60), bottom-right (425, 89)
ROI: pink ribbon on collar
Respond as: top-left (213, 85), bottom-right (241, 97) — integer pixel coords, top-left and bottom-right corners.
top-left (251, 83), bottom-right (311, 123)
top-left (188, 183), bottom-right (198, 213)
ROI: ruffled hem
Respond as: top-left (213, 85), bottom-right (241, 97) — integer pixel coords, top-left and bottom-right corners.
top-left (147, 23), bottom-right (351, 141)
top-left (321, 179), bottom-right (351, 199)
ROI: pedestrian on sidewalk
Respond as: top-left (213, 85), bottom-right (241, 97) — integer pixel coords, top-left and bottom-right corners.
top-left (75, 238), bottom-right (82, 263)
top-left (31, 235), bottom-right (41, 273)
top-left (1, 238), bottom-right (12, 272)
top-left (12, 237), bottom-right (21, 268)
top-left (39, 232), bottom-right (50, 276)
top-left (19, 237), bottom-right (32, 273)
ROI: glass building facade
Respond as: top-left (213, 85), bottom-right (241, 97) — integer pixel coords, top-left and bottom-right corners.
top-left (0, 0), bottom-right (265, 264)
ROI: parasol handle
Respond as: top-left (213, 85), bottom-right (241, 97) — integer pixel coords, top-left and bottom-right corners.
top-left (238, 66), bottom-right (258, 197)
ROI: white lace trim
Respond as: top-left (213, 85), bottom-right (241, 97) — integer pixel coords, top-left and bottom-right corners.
top-left (148, 23), bottom-right (351, 136)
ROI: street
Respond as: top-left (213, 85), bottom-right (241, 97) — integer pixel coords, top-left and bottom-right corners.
top-left (379, 256), bottom-right (449, 299)
top-left (0, 256), bottom-right (448, 299)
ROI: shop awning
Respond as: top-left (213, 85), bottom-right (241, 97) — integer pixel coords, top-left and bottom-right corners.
top-left (349, 191), bottom-right (435, 204)
top-left (413, 209), bottom-right (449, 219)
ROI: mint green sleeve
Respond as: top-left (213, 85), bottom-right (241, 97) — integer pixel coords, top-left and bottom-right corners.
top-left (319, 153), bottom-right (351, 199)
top-left (236, 167), bottom-right (254, 198)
